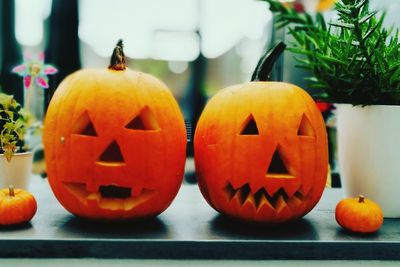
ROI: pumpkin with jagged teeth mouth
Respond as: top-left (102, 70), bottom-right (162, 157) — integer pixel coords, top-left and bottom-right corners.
top-left (194, 82), bottom-right (328, 223)
top-left (194, 43), bottom-right (328, 223)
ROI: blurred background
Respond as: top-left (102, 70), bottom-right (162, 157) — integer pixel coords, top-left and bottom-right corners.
top-left (0, 0), bottom-right (399, 184)
top-left (0, 0), bottom-right (272, 132)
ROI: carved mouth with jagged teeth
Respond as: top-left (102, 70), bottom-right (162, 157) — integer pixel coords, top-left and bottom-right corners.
top-left (224, 183), bottom-right (305, 212)
top-left (63, 182), bottom-right (157, 211)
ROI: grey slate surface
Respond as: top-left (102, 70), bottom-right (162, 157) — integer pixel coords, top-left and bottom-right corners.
top-left (0, 177), bottom-right (399, 259)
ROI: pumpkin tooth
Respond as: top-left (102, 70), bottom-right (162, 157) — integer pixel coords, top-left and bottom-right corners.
top-left (263, 184), bottom-right (281, 198)
top-left (244, 193), bottom-right (256, 207)
top-left (231, 190), bottom-right (243, 206)
top-left (224, 183), bottom-right (236, 200)
top-left (230, 180), bottom-right (247, 191)
top-left (241, 193), bottom-right (257, 213)
top-left (257, 193), bottom-right (274, 211)
top-left (239, 184), bottom-right (251, 205)
top-left (294, 190), bottom-right (305, 200)
top-left (274, 195), bottom-right (288, 213)
top-left (283, 183), bottom-right (302, 198)
top-left (254, 188), bottom-right (267, 209)
top-left (269, 188), bottom-right (289, 210)
top-left (87, 192), bottom-right (100, 207)
top-left (99, 198), bottom-right (124, 211)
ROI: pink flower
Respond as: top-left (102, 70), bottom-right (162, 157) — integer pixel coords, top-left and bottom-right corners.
top-left (12, 52), bottom-right (58, 89)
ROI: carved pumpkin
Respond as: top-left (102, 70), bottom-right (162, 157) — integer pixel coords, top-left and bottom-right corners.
top-left (43, 40), bottom-right (186, 220)
top-left (335, 195), bottom-right (383, 233)
top-left (0, 186), bottom-right (37, 225)
top-left (194, 43), bottom-right (328, 223)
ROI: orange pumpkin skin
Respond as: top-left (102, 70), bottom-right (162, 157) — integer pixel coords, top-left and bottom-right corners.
top-left (194, 82), bottom-right (328, 223)
top-left (43, 68), bottom-right (186, 220)
top-left (335, 196), bottom-right (383, 233)
top-left (0, 187), bottom-right (37, 225)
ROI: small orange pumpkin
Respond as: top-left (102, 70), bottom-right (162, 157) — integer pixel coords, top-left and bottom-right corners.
top-left (0, 186), bottom-right (37, 225)
top-left (317, 0), bottom-right (335, 11)
top-left (43, 40), bottom-right (186, 220)
top-left (194, 42), bottom-right (328, 223)
top-left (335, 195), bottom-right (383, 233)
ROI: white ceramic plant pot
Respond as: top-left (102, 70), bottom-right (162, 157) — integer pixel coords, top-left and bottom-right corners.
top-left (337, 104), bottom-right (400, 217)
top-left (0, 151), bottom-right (33, 189)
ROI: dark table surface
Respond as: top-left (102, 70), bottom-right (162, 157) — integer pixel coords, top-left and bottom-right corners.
top-left (0, 176), bottom-right (399, 260)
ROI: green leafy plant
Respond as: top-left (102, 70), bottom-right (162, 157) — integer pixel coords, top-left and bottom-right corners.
top-left (0, 93), bottom-right (32, 161)
top-left (264, 0), bottom-right (400, 105)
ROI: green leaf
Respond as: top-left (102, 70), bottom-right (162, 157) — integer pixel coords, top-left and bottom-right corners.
top-left (287, 47), bottom-right (314, 56)
top-left (280, 14), bottom-right (307, 25)
top-left (314, 54), bottom-right (347, 65)
top-left (363, 23), bottom-right (380, 42)
top-left (390, 67), bottom-right (400, 84)
top-left (288, 28), bottom-right (305, 46)
top-left (336, 8), bottom-right (352, 16)
top-left (316, 13), bottom-right (327, 31)
top-left (359, 11), bottom-right (378, 24)
top-left (355, 0), bottom-right (369, 11)
top-left (329, 22), bottom-right (355, 29)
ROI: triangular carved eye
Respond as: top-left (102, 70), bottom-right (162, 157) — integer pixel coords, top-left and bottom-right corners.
top-left (239, 114), bottom-right (259, 135)
top-left (72, 111), bottom-right (98, 136)
top-left (125, 107), bottom-right (160, 131)
top-left (297, 114), bottom-right (315, 137)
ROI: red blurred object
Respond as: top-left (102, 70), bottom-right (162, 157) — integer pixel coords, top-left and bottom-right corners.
top-left (316, 101), bottom-right (333, 113)
top-left (293, 2), bottom-right (305, 12)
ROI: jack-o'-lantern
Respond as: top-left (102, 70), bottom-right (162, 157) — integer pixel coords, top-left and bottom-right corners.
top-left (43, 40), bottom-right (186, 220)
top-left (194, 42), bottom-right (328, 223)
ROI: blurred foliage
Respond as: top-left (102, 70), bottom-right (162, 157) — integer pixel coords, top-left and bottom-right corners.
top-left (264, 0), bottom-right (400, 105)
top-left (0, 93), bottom-right (33, 161)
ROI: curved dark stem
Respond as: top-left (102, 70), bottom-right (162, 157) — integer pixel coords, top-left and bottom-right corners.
top-left (9, 185), bottom-right (15, 197)
top-left (108, 39), bottom-right (126, 71)
top-left (251, 42), bottom-right (286, 82)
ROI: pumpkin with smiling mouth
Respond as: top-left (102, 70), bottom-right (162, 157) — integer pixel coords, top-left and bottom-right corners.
top-left (194, 43), bottom-right (328, 223)
top-left (43, 40), bottom-right (186, 220)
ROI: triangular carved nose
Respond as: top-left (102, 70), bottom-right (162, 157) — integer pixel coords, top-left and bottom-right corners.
top-left (97, 140), bottom-right (125, 166)
top-left (266, 145), bottom-right (295, 178)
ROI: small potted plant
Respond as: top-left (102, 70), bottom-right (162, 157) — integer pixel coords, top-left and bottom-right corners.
top-left (264, 0), bottom-right (400, 217)
top-left (0, 92), bottom-right (34, 189)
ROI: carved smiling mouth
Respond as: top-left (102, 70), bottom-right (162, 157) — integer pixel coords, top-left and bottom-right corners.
top-left (224, 182), bottom-right (305, 212)
top-left (64, 182), bottom-right (157, 211)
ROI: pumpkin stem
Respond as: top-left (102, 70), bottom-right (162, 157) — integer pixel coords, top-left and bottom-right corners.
top-left (251, 42), bottom-right (286, 82)
top-left (108, 39), bottom-right (126, 71)
top-left (358, 195), bottom-right (365, 203)
top-left (8, 185), bottom-right (15, 197)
